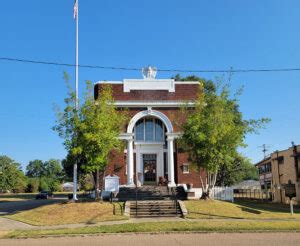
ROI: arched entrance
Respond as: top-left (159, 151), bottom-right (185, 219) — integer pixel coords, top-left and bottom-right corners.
top-left (123, 109), bottom-right (176, 187)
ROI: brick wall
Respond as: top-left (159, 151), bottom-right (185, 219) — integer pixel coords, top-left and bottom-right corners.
top-left (95, 83), bottom-right (200, 101)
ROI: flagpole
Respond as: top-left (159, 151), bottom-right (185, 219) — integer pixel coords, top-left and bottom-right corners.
top-left (73, 0), bottom-right (79, 201)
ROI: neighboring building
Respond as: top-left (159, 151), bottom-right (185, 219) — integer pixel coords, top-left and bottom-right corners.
top-left (256, 156), bottom-right (272, 190)
top-left (61, 182), bottom-right (74, 191)
top-left (232, 180), bottom-right (261, 190)
top-left (255, 143), bottom-right (300, 204)
top-left (94, 67), bottom-right (206, 188)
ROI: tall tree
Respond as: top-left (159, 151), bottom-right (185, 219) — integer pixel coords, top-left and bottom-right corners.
top-left (53, 76), bottom-right (127, 199)
top-left (0, 155), bottom-right (27, 192)
top-left (44, 159), bottom-right (63, 179)
top-left (180, 75), bottom-right (269, 199)
top-left (26, 159), bottom-right (45, 178)
top-left (216, 155), bottom-right (258, 186)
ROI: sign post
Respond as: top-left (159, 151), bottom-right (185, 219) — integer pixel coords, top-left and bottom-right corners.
top-left (283, 180), bottom-right (296, 215)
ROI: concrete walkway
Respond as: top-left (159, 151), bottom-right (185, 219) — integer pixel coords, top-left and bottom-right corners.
top-left (1, 232), bottom-right (300, 246)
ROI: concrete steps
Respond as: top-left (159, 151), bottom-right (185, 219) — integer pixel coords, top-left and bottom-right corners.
top-left (117, 185), bottom-right (186, 201)
top-left (130, 200), bottom-right (182, 218)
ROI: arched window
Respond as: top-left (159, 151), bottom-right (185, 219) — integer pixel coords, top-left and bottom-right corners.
top-left (134, 117), bottom-right (166, 142)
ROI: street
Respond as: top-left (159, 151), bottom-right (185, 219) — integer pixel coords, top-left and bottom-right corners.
top-left (1, 232), bottom-right (299, 246)
top-left (0, 198), bottom-right (67, 215)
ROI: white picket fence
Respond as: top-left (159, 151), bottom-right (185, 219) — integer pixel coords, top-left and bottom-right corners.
top-left (211, 186), bottom-right (234, 202)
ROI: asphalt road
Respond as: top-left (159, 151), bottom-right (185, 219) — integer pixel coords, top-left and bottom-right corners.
top-left (0, 198), bottom-right (67, 215)
top-left (1, 233), bottom-right (299, 246)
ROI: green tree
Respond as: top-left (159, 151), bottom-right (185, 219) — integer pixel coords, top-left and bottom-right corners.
top-left (44, 159), bottom-right (63, 180)
top-left (53, 76), bottom-right (127, 199)
top-left (180, 76), bottom-right (269, 199)
top-left (0, 155), bottom-right (27, 192)
top-left (26, 159), bottom-right (45, 178)
top-left (25, 159), bottom-right (63, 192)
top-left (26, 178), bottom-right (39, 193)
top-left (216, 155), bottom-right (258, 186)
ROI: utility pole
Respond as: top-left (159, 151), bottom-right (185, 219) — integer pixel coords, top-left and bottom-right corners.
top-left (258, 144), bottom-right (270, 159)
top-left (73, 0), bottom-right (79, 201)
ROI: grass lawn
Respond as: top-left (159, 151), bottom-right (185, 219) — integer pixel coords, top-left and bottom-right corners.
top-left (3, 220), bottom-right (300, 238)
top-left (185, 200), bottom-right (300, 219)
top-left (6, 202), bottom-right (127, 226)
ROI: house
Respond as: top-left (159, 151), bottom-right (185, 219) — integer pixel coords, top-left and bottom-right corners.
top-left (61, 182), bottom-right (74, 192)
top-left (255, 143), bottom-right (300, 204)
top-left (94, 67), bottom-right (206, 189)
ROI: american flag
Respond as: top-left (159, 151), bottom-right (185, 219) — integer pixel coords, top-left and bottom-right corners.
top-left (73, 0), bottom-right (78, 19)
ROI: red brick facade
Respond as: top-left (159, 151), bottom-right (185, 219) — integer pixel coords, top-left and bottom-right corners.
top-left (94, 81), bottom-right (205, 188)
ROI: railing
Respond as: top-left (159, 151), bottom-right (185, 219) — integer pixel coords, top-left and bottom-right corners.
top-left (170, 187), bottom-right (178, 215)
top-left (233, 189), bottom-right (272, 202)
top-left (135, 185), bottom-right (138, 217)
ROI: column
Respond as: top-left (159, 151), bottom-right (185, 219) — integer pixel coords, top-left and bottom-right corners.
top-left (167, 136), bottom-right (176, 187)
top-left (127, 138), bottom-right (135, 186)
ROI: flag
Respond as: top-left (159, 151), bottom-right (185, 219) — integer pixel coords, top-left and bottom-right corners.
top-left (73, 0), bottom-right (78, 19)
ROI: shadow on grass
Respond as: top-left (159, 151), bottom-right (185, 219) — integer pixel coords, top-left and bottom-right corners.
top-left (188, 210), bottom-right (244, 219)
top-left (234, 200), bottom-right (300, 214)
top-left (0, 198), bottom-right (67, 216)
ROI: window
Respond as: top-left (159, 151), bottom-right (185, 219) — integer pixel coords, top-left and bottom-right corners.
top-left (135, 119), bottom-right (144, 141)
top-left (278, 156), bottom-right (284, 165)
top-left (265, 162), bottom-right (272, 173)
top-left (134, 118), bottom-right (165, 142)
top-left (155, 119), bottom-right (164, 141)
top-left (182, 164), bottom-right (189, 174)
top-left (145, 119), bottom-right (154, 141)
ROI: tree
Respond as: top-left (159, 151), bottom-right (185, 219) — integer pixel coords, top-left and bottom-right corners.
top-left (25, 159), bottom-right (64, 192)
top-left (53, 76), bottom-right (127, 199)
top-left (0, 155), bottom-right (27, 192)
top-left (44, 159), bottom-right (63, 180)
top-left (180, 75), bottom-right (270, 199)
top-left (216, 155), bottom-right (258, 186)
top-left (26, 159), bottom-right (45, 178)
top-left (26, 178), bottom-right (39, 193)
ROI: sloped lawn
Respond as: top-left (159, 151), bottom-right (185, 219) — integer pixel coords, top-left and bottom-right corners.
top-left (185, 200), bottom-right (300, 219)
top-left (7, 202), bottom-right (126, 225)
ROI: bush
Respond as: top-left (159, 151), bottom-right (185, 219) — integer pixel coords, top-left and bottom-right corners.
top-left (26, 178), bottom-right (39, 193)
top-left (39, 178), bottom-right (49, 191)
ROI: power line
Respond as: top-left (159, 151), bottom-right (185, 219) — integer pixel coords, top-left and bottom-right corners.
top-left (1, 56), bottom-right (300, 73)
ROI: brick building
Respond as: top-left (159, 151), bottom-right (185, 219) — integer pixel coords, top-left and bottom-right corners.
top-left (256, 157), bottom-right (272, 190)
top-left (94, 67), bottom-right (206, 188)
top-left (255, 144), bottom-right (300, 204)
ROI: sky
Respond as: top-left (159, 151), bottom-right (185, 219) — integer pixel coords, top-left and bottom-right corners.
top-left (0, 0), bottom-right (300, 170)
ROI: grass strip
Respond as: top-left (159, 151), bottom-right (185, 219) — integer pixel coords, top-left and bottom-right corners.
top-left (3, 220), bottom-right (300, 239)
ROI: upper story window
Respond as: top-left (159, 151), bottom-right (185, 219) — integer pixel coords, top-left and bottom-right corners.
top-left (258, 162), bottom-right (272, 174)
top-left (134, 118), bottom-right (166, 142)
top-left (278, 156), bottom-right (284, 165)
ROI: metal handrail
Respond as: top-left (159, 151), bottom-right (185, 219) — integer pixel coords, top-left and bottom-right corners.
top-left (135, 185), bottom-right (138, 217)
top-left (170, 187), bottom-right (178, 215)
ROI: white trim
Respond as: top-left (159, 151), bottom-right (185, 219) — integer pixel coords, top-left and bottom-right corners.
top-left (127, 110), bottom-right (173, 134)
top-left (174, 81), bottom-right (200, 84)
top-left (114, 100), bottom-right (195, 108)
top-left (124, 79), bottom-right (175, 92)
top-left (166, 132), bottom-right (182, 140)
top-left (182, 163), bottom-right (190, 174)
top-left (94, 81), bottom-right (123, 85)
top-left (94, 80), bottom-right (200, 85)
top-left (118, 133), bottom-right (134, 141)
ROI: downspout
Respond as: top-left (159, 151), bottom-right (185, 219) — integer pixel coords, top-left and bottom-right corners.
top-left (276, 151), bottom-right (283, 203)
top-left (291, 142), bottom-right (299, 181)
